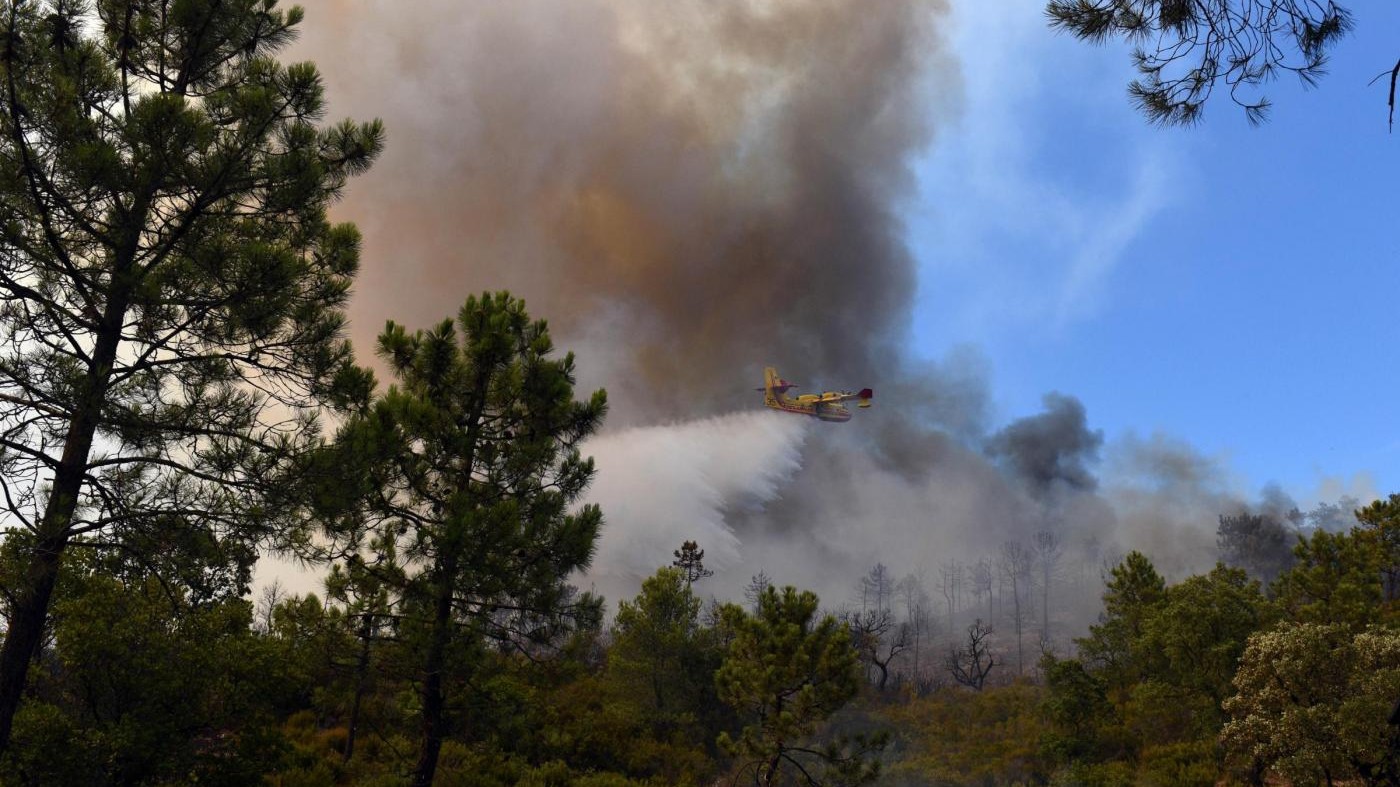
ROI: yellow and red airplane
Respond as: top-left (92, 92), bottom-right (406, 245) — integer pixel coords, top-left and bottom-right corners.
top-left (757, 367), bottom-right (872, 422)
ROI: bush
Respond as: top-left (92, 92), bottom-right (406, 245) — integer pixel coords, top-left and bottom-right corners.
top-left (1136, 739), bottom-right (1219, 787)
top-left (882, 683), bottom-right (1051, 786)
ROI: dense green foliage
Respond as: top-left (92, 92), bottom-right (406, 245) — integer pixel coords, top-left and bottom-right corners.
top-left (716, 586), bottom-right (884, 785)
top-left (1222, 622), bottom-right (1400, 785)
top-left (883, 682), bottom-right (1051, 786)
top-left (5, 566), bottom-right (289, 785)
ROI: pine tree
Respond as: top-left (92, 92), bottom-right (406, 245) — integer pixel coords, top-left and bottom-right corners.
top-left (314, 292), bottom-right (606, 787)
top-left (1273, 527), bottom-right (1384, 628)
top-left (672, 539), bottom-right (713, 588)
top-left (1217, 512), bottom-right (1297, 584)
top-left (610, 564), bottom-right (731, 747)
top-left (716, 586), bottom-right (886, 785)
top-left (1075, 551), bottom-right (1166, 694)
top-left (744, 571), bottom-right (773, 613)
top-left (1356, 494), bottom-right (1400, 608)
top-left (0, 0), bottom-right (382, 751)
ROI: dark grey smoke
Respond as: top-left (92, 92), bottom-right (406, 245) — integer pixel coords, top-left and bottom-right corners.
top-left (987, 393), bottom-right (1103, 495)
top-left (1255, 482), bottom-right (1301, 524)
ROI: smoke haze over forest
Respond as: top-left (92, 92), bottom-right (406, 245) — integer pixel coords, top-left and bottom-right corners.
top-left (289, 0), bottom-right (1377, 614)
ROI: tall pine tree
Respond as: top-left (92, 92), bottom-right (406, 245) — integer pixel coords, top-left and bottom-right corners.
top-left (0, 0), bottom-right (381, 751)
top-left (314, 292), bottom-right (606, 787)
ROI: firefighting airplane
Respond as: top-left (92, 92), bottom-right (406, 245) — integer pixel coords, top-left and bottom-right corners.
top-left (757, 367), bottom-right (872, 422)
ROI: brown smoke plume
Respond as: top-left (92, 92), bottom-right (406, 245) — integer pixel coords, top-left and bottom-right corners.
top-left (294, 0), bottom-right (950, 420)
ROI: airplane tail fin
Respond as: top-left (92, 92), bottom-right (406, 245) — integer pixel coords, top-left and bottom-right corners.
top-left (758, 367), bottom-right (794, 406)
top-left (759, 367), bottom-right (778, 407)
top-left (755, 367), bottom-right (776, 392)
top-left (857, 388), bottom-right (873, 408)
top-left (756, 367), bottom-right (794, 391)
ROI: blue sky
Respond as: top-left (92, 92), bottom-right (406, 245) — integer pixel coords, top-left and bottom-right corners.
top-left (907, 0), bottom-right (1400, 506)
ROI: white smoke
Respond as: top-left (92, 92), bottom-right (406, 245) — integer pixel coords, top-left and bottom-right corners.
top-left (580, 410), bottom-right (808, 604)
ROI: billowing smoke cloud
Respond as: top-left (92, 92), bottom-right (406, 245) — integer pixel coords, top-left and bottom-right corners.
top-left (295, 0), bottom-right (949, 420)
top-left (988, 393), bottom-right (1102, 495)
top-left (279, 2), bottom-right (1349, 624)
top-left (1099, 432), bottom-right (1242, 579)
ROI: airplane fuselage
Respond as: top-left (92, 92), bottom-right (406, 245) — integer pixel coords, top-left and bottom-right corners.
top-left (766, 393), bottom-right (853, 422)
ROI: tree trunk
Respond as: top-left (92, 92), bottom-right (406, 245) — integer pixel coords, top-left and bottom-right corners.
top-left (344, 615), bottom-right (374, 764)
top-left (412, 547), bottom-right (460, 787)
top-left (652, 665), bottom-right (665, 712)
top-left (1011, 575), bottom-right (1023, 676)
top-left (1042, 569), bottom-right (1050, 641)
top-left (761, 751), bottom-right (783, 786)
top-left (0, 294), bottom-right (128, 753)
top-left (912, 622), bottom-right (920, 683)
top-left (411, 366), bottom-right (491, 787)
top-left (0, 533), bottom-right (65, 749)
